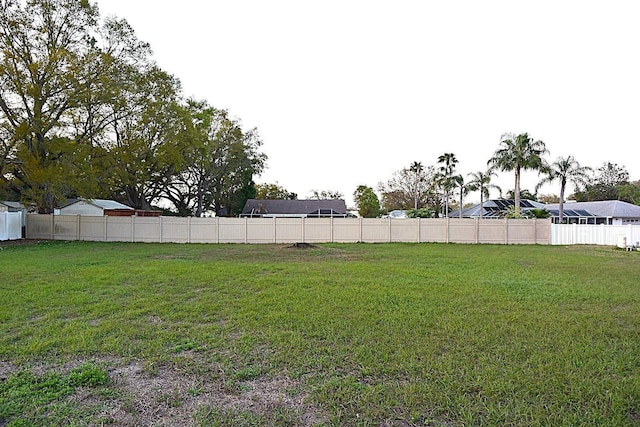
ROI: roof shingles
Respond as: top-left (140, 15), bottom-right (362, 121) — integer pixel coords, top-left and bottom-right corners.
top-left (241, 199), bottom-right (347, 216)
top-left (546, 200), bottom-right (640, 218)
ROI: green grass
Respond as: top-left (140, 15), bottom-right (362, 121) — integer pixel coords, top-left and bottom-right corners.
top-left (0, 362), bottom-right (108, 425)
top-left (1, 241), bottom-right (639, 426)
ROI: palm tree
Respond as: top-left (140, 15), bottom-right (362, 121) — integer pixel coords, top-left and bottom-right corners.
top-left (467, 170), bottom-right (502, 218)
top-left (409, 161), bottom-right (424, 210)
top-left (452, 174), bottom-right (472, 218)
top-left (437, 153), bottom-right (458, 217)
top-left (535, 156), bottom-right (592, 223)
top-left (487, 133), bottom-right (548, 216)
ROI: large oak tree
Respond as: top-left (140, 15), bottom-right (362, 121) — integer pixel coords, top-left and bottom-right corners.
top-left (165, 100), bottom-right (266, 216)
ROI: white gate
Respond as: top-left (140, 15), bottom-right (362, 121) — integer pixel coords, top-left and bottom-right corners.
top-left (0, 212), bottom-right (22, 241)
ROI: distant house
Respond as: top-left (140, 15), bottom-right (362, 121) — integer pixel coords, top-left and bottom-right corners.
top-left (449, 199), bottom-right (548, 219)
top-left (57, 199), bottom-right (161, 217)
top-left (545, 200), bottom-right (640, 225)
top-left (449, 198), bottom-right (640, 224)
top-left (240, 199), bottom-right (348, 218)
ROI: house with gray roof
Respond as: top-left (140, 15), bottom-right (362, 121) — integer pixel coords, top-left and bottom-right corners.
top-left (449, 199), bottom-right (547, 219)
top-left (240, 199), bottom-right (348, 218)
top-left (545, 200), bottom-right (640, 225)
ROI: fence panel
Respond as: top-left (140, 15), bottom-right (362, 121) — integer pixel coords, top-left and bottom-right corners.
top-left (218, 218), bottom-right (246, 243)
top-left (134, 217), bottom-right (161, 242)
top-left (273, 218), bottom-right (302, 244)
top-left (52, 215), bottom-right (78, 240)
top-left (244, 218), bottom-right (270, 243)
top-left (419, 219), bottom-right (447, 243)
top-left (26, 215), bottom-right (555, 245)
top-left (449, 219), bottom-right (478, 243)
top-left (79, 216), bottom-right (107, 241)
top-left (477, 220), bottom-right (506, 244)
top-left (534, 220), bottom-right (551, 244)
top-left (508, 220), bottom-right (541, 244)
top-left (160, 217), bottom-right (190, 243)
top-left (106, 217), bottom-right (132, 242)
top-left (190, 217), bottom-right (218, 243)
top-left (0, 212), bottom-right (22, 241)
top-left (332, 218), bottom-right (361, 243)
top-left (304, 218), bottom-right (333, 243)
top-left (392, 218), bottom-right (420, 242)
top-left (26, 214), bottom-right (51, 239)
top-left (361, 218), bottom-right (391, 243)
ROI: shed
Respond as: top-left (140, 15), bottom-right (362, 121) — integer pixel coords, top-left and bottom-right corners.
top-left (240, 199), bottom-right (348, 218)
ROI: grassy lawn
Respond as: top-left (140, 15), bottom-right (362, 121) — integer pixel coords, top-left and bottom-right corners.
top-left (1, 241), bottom-right (639, 426)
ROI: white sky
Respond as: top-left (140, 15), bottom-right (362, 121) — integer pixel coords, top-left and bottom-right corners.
top-left (96, 1), bottom-right (640, 207)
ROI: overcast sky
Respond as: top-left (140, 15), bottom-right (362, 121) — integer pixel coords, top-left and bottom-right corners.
top-left (97, 1), bottom-right (640, 206)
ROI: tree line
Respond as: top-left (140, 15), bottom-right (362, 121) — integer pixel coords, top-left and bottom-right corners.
top-left (0, 0), bottom-right (266, 215)
top-left (347, 133), bottom-right (639, 221)
top-left (3, 2), bottom-right (637, 220)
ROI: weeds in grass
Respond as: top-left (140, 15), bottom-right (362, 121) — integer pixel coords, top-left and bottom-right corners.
top-left (0, 362), bottom-right (108, 425)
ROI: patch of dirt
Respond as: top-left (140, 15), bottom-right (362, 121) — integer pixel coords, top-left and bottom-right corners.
top-left (0, 361), bottom-right (17, 380)
top-left (101, 360), bottom-right (327, 426)
top-left (1, 358), bottom-right (328, 426)
top-left (0, 239), bottom-right (43, 249)
top-left (286, 242), bottom-right (316, 249)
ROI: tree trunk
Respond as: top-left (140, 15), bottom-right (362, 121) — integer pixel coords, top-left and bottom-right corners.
top-left (559, 183), bottom-right (565, 224)
top-left (195, 187), bottom-right (205, 217)
top-left (514, 167), bottom-right (521, 215)
top-left (444, 190), bottom-right (449, 217)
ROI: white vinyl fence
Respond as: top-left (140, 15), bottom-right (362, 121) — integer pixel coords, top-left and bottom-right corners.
top-left (551, 223), bottom-right (640, 246)
top-left (0, 212), bottom-right (22, 241)
top-left (26, 214), bottom-right (551, 245)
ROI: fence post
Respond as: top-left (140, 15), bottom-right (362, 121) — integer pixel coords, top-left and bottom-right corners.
top-left (131, 215), bottom-right (135, 243)
top-left (274, 217), bottom-right (277, 243)
top-left (76, 215), bottom-right (80, 241)
top-left (475, 218), bottom-right (479, 244)
top-left (504, 219), bottom-right (509, 244)
top-left (446, 218), bottom-right (450, 243)
top-left (187, 217), bottom-right (191, 244)
top-left (417, 217), bottom-right (421, 243)
top-left (244, 217), bottom-right (248, 244)
top-left (159, 216), bottom-right (163, 243)
top-left (329, 217), bottom-right (333, 243)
